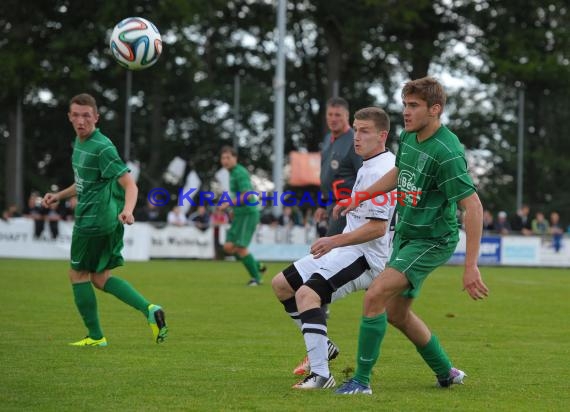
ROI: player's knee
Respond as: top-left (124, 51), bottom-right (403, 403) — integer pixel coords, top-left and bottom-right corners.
top-left (271, 273), bottom-right (291, 298)
top-left (295, 285), bottom-right (321, 307)
top-left (303, 274), bottom-right (334, 305)
top-left (223, 243), bottom-right (234, 254)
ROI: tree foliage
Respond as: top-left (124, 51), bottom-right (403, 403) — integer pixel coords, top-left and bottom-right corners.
top-left (1, 0), bottom-right (569, 224)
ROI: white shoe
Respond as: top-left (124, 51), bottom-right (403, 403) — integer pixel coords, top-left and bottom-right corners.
top-left (292, 372), bottom-right (336, 389)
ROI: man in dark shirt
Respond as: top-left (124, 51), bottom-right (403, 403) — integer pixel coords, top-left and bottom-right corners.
top-left (314, 97), bottom-right (362, 236)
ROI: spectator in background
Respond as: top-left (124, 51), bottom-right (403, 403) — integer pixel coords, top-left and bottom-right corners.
top-left (482, 210), bottom-right (495, 233)
top-left (314, 97), bottom-right (362, 237)
top-left (303, 208), bottom-right (315, 228)
top-left (46, 201), bottom-right (62, 239)
top-left (531, 211), bottom-right (550, 236)
top-left (135, 199), bottom-right (164, 225)
top-left (549, 211), bottom-right (563, 252)
top-left (211, 206), bottom-right (230, 260)
top-left (278, 206), bottom-right (303, 227)
top-left (211, 206), bottom-right (230, 226)
top-left (167, 206), bottom-right (188, 227)
top-left (61, 196), bottom-right (78, 221)
top-left (511, 204), bottom-right (532, 235)
top-left (2, 204), bottom-right (22, 221)
top-left (260, 206), bottom-right (278, 225)
top-left (189, 205), bottom-right (210, 232)
top-left (25, 191), bottom-right (47, 239)
top-left (494, 211), bottom-right (511, 235)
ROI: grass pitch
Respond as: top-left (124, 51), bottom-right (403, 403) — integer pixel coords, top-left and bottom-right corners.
top-left (1, 259), bottom-right (569, 411)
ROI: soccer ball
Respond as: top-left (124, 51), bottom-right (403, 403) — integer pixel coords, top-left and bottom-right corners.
top-left (109, 17), bottom-right (163, 70)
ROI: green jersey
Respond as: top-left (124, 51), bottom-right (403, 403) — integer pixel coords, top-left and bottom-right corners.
top-left (229, 164), bottom-right (258, 216)
top-left (72, 128), bottom-right (129, 235)
top-left (395, 126), bottom-right (476, 240)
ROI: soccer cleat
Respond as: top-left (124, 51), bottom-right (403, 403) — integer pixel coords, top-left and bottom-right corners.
top-left (69, 336), bottom-right (108, 347)
top-left (148, 304), bottom-right (168, 344)
top-left (322, 303), bottom-right (331, 319)
top-left (292, 372), bottom-right (336, 389)
top-left (327, 339), bottom-right (340, 361)
top-left (293, 340), bottom-right (340, 375)
top-left (334, 378), bottom-right (372, 395)
top-left (293, 355), bottom-right (310, 375)
top-left (436, 367), bottom-right (466, 388)
top-left (258, 263), bottom-right (267, 274)
top-left (246, 279), bottom-right (260, 287)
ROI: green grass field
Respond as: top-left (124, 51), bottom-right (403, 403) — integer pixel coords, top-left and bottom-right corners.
top-left (1, 259), bottom-right (569, 411)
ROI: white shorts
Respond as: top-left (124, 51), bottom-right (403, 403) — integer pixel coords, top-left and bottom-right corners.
top-left (293, 246), bottom-right (382, 303)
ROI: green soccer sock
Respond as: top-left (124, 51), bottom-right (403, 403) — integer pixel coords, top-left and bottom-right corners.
top-left (416, 334), bottom-right (452, 378)
top-left (354, 312), bottom-right (388, 386)
top-left (103, 276), bottom-right (150, 316)
top-left (72, 282), bottom-right (103, 340)
top-left (241, 253), bottom-right (261, 281)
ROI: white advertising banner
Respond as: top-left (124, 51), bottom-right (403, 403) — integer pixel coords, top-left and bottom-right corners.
top-left (1, 219), bottom-right (567, 267)
top-left (0, 218), bottom-right (150, 261)
top-left (149, 225), bottom-right (215, 259)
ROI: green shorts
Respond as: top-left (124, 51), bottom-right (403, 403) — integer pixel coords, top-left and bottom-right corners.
top-left (70, 224), bottom-right (125, 273)
top-left (387, 233), bottom-right (458, 298)
top-left (226, 212), bottom-right (260, 248)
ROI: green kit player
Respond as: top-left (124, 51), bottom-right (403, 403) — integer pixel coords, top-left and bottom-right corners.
top-left (219, 146), bottom-right (265, 286)
top-left (42, 93), bottom-right (167, 347)
top-left (334, 77), bottom-right (489, 394)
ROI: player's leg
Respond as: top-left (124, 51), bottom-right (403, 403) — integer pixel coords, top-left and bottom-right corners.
top-left (69, 268), bottom-right (107, 346)
top-left (292, 282), bottom-right (333, 388)
top-left (349, 268), bottom-right (409, 386)
top-left (231, 214), bottom-right (262, 285)
top-left (384, 235), bottom-right (463, 387)
top-left (90, 225), bottom-right (167, 343)
top-left (294, 252), bottom-right (369, 387)
top-left (387, 295), bottom-right (465, 387)
top-left (68, 231), bottom-right (106, 346)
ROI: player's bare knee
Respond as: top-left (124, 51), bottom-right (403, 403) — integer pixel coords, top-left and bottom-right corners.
top-left (223, 243), bottom-right (234, 254)
top-left (272, 273), bottom-right (292, 299)
top-left (295, 285), bottom-right (321, 308)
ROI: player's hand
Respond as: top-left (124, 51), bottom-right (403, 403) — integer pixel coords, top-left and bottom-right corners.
top-left (119, 210), bottom-right (135, 225)
top-left (332, 197), bottom-right (357, 219)
top-left (462, 265), bottom-right (489, 300)
top-left (310, 236), bottom-right (336, 259)
top-left (41, 193), bottom-right (58, 208)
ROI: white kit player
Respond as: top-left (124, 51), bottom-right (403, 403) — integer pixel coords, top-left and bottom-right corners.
top-left (271, 107), bottom-right (396, 389)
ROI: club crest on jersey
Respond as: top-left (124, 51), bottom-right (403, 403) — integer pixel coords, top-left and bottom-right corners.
top-left (417, 152), bottom-right (428, 172)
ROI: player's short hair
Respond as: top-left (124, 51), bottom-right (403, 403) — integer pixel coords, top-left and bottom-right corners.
top-left (220, 145), bottom-right (237, 157)
top-left (402, 77), bottom-right (447, 111)
top-left (354, 107), bottom-right (390, 132)
top-left (326, 97), bottom-right (349, 112)
top-left (69, 93), bottom-right (98, 114)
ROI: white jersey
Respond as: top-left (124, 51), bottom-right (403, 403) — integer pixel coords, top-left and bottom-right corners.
top-left (291, 149), bottom-right (396, 303)
top-left (343, 149), bottom-right (396, 273)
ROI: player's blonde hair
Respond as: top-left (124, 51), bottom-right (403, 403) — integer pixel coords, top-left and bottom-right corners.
top-left (354, 107), bottom-right (390, 132)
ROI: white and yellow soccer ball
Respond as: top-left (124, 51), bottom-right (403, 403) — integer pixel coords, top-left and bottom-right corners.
top-left (109, 17), bottom-right (162, 70)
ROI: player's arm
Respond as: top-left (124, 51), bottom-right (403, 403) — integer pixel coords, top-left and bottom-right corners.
top-left (310, 219), bottom-right (387, 259)
top-left (117, 172), bottom-right (138, 225)
top-left (42, 183), bottom-right (77, 207)
top-left (458, 192), bottom-right (489, 300)
top-left (333, 166), bottom-right (399, 218)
